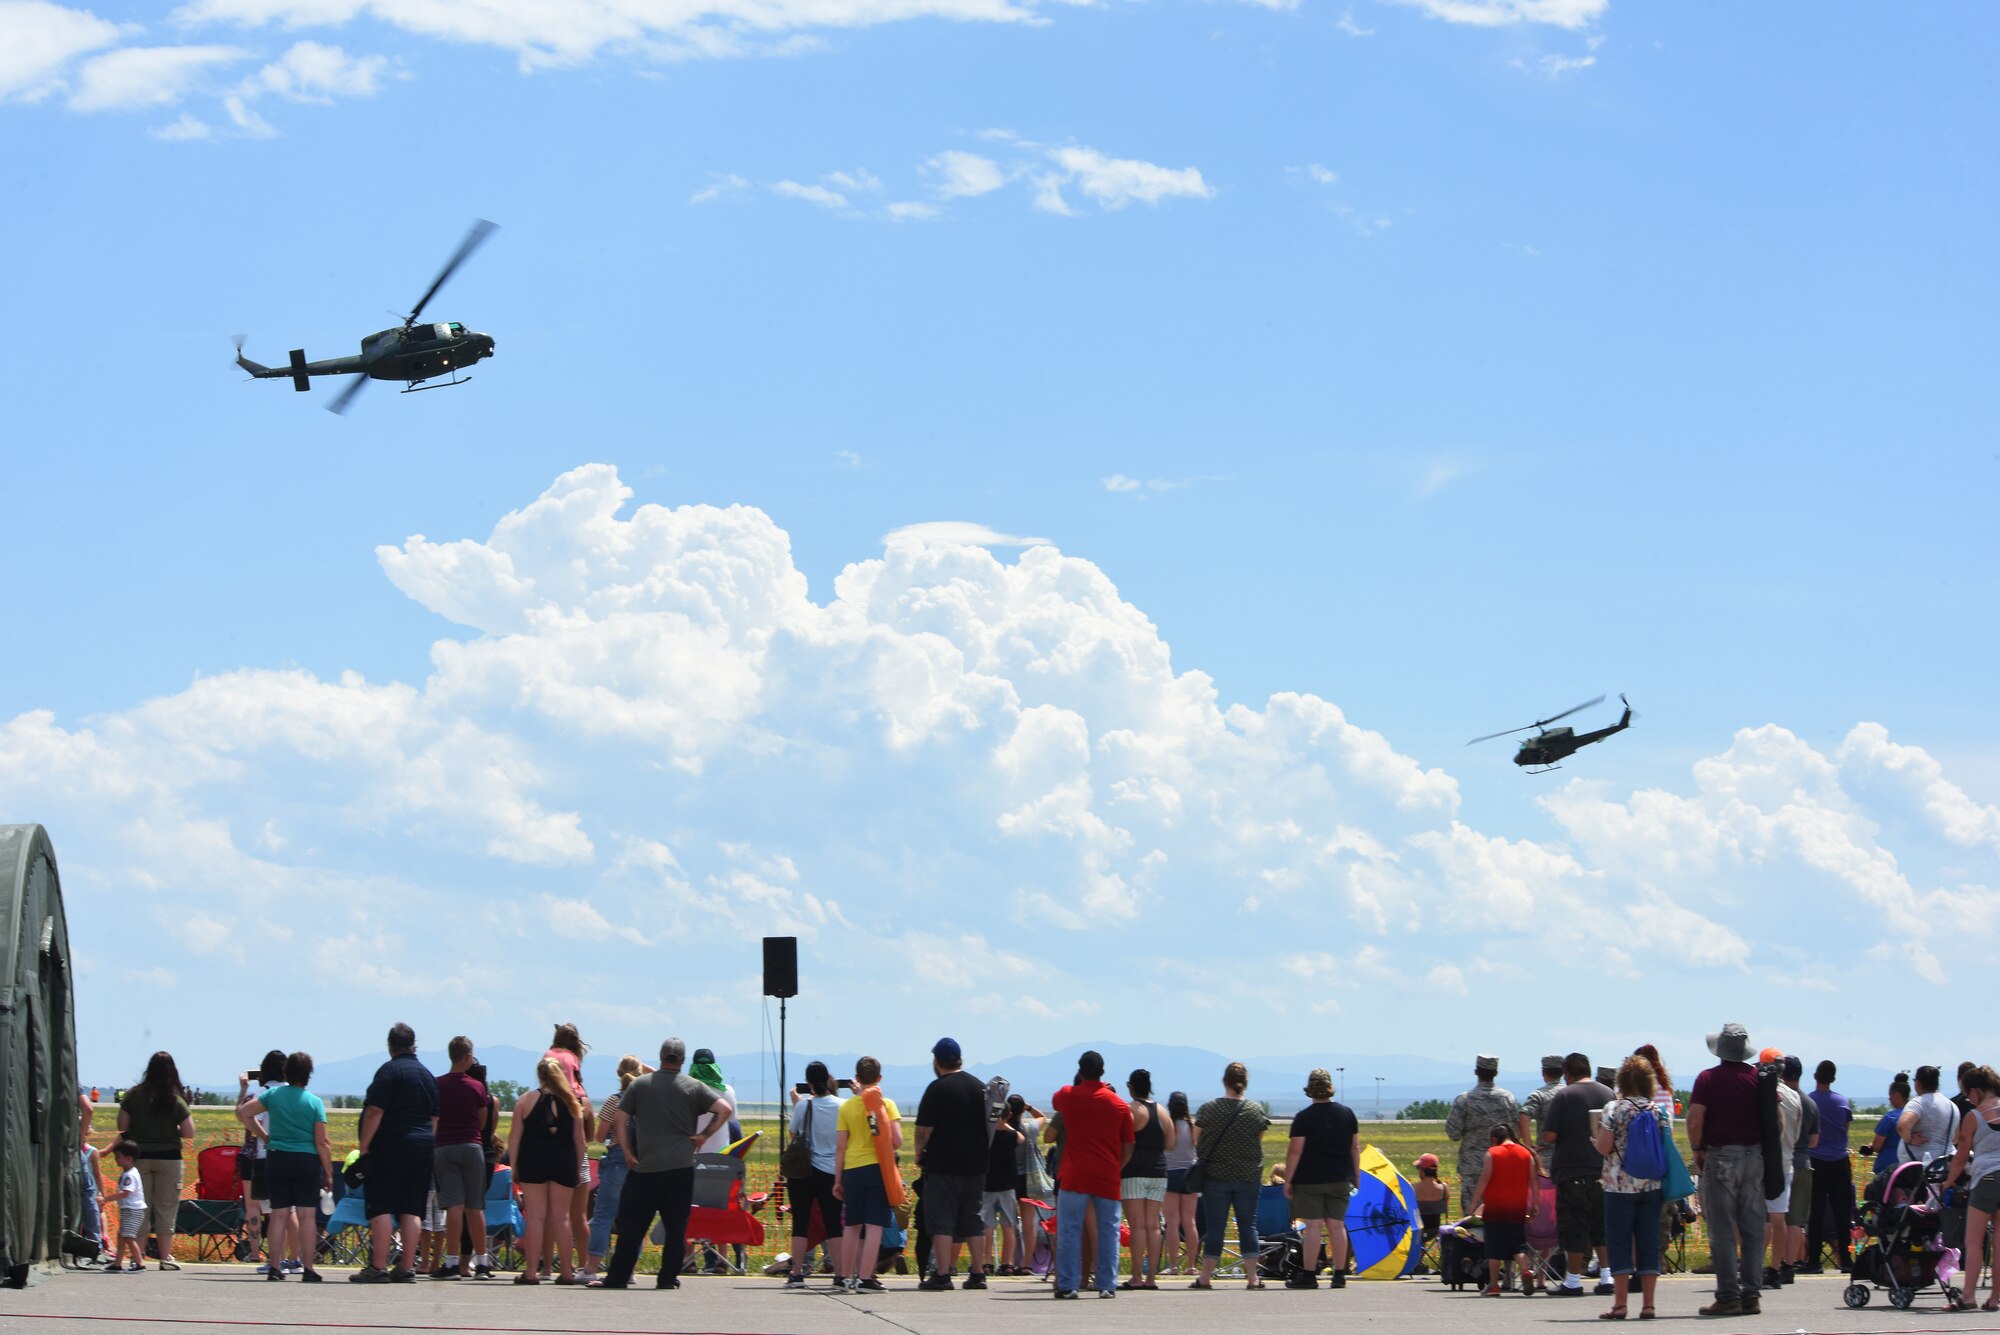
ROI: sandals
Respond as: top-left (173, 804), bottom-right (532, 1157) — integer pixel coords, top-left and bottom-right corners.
top-left (513, 1273), bottom-right (539, 1285)
top-left (1189, 1279), bottom-right (1214, 1290)
top-left (1245, 1278), bottom-right (1265, 1290)
top-left (1639, 1308), bottom-right (1656, 1320)
top-left (1599, 1307), bottom-right (1628, 1320)
top-left (1984, 1299), bottom-right (2000, 1313)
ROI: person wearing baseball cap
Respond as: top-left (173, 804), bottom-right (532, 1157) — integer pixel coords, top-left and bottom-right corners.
top-left (1688, 1023), bottom-right (1765, 1317)
top-left (1446, 1055), bottom-right (1518, 1215)
top-left (1413, 1154), bottom-right (1449, 1263)
top-left (915, 1038), bottom-right (991, 1290)
top-left (1521, 1056), bottom-right (1565, 1153)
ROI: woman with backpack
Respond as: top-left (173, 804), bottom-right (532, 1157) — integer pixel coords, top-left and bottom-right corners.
top-left (1594, 1055), bottom-right (1668, 1320)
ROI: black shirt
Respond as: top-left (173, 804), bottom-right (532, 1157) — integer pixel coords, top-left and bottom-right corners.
top-left (916, 1070), bottom-right (989, 1176)
top-left (365, 1052), bottom-right (440, 1146)
top-left (1290, 1100), bottom-right (1359, 1185)
top-left (987, 1124), bottom-right (1022, 1191)
top-left (1545, 1081), bottom-right (1613, 1182)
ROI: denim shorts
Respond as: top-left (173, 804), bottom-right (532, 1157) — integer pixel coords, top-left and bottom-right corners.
top-left (1165, 1168), bottom-right (1193, 1195)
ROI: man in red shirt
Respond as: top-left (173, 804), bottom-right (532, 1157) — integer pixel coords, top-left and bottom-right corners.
top-left (1050, 1051), bottom-right (1134, 1299)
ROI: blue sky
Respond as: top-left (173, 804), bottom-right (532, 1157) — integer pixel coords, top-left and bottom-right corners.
top-left (4, 0), bottom-right (1996, 1083)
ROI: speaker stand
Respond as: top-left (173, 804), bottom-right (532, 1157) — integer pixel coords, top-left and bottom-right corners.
top-left (776, 997), bottom-right (788, 1163)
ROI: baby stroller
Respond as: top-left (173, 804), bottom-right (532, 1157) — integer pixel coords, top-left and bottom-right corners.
top-left (1845, 1159), bottom-right (1960, 1310)
top-left (1437, 1221), bottom-right (1486, 1291)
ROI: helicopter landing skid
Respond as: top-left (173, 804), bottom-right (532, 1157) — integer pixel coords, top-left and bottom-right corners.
top-left (1524, 764), bottom-right (1564, 775)
top-left (401, 372), bottom-right (472, 394)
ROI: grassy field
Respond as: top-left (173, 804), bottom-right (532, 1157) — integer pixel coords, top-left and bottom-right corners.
top-left (116, 1109), bottom-right (1715, 1273)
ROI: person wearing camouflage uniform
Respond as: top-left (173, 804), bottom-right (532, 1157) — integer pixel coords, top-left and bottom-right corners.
top-left (1519, 1055), bottom-right (1563, 1151)
top-left (1446, 1055), bottom-right (1520, 1213)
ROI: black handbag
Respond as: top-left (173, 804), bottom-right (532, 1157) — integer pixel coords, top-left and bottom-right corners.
top-left (1185, 1098), bottom-right (1245, 1194)
top-left (781, 1098), bottom-right (815, 1181)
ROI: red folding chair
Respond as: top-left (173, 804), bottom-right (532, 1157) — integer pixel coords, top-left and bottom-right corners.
top-left (174, 1146), bottom-right (249, 1262)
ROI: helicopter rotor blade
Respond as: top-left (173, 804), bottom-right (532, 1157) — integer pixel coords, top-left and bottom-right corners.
top-left (326, 374), bottom-right (370, 416)
top-left (405, 218), bottom-right (496, 326)
top-left (1534, 694), bottom-right (1606, 729)
top-left (1467, 723), bottom-right (1536, 745)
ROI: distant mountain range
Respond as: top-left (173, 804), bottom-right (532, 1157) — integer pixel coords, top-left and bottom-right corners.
top-left (145, 1041), bottom-right (1903, 1115)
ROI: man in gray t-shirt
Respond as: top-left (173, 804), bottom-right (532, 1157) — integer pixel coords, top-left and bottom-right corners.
top-left (597, 1038), bottom-right (730, 1289)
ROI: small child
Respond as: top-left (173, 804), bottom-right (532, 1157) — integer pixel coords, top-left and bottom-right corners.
top-left (111, 1140), bottom-right (146, 1273)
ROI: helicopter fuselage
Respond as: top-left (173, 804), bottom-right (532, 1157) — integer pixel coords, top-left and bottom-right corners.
top-left (1513, 710), bottom-right (1631, 768)
top-left (358, 322), bottom-right (497, 382)
top-left (235, 321), bottom-right (496, 389)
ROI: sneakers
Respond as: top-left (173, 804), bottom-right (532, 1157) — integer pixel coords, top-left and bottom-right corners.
top-left (1055, 1288), bottom-right (1079, 1299)
top-left (1780, 1263), bottom-right (1796, 1285)
top-left (301, 1270), bottom-right (323, 1283)
top-left (388, 1268), bottom-right (417, 1283)
top-left (963, 1272), bottom-right (987, 1290)
top-left (430, 1266), bottom-right (461, 1280)
top-left (856, 1277), bottom-right (886, 1292)
top-left (474, 1259), bottom-right (494, 1279)
top-left (283, 1259), bottom-right (303, 1274)
top-left (1795, 1261), bottom-right (1825, 1275)
top-left (919, 1273), bottom-right (955, 1291)
top-left (349, 1267), bottom-right (392, 1284)
top-left (1285, 1271), bottom-right (1319, 1289)
top-left (266, 1268), bottom-right (284, 1281)
top-left (1697, 1298), bottom-right (1743, 1317)
top-left (1330, 1270), bottom-right (1347, 1289)
top-left (1762, 1266), bottom-right (1782, 1290)
top-left (1740, 1297), bottom-right (1761, 1316)
top-left (1595, 1280), bottom-right (1616, 1296)
top-left (1556, 1283), bottom-right (1585, 1297)
top-left (1098, 1288), bottom-right (1116, 1298)
top-left (785, 1272), bottom-right (807, 1288)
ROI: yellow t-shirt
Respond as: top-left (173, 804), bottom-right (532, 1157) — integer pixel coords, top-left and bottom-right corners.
top-left (837, 1091), bottom-right (901, 1170)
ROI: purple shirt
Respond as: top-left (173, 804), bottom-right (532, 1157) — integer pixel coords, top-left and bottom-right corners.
top-left (1808, 1088), bottom-right (1853, 1161)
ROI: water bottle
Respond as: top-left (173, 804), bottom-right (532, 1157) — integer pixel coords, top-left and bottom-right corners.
top-left (320, 1189), bottom-right (335, 1215)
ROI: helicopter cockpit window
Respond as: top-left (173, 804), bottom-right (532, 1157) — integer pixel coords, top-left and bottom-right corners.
top-left (447, 322), bottom-right (465, 336)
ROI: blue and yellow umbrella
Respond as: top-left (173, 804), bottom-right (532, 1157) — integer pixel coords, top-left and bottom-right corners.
top-left (1344, 1145), bottom-right (1421, 1279)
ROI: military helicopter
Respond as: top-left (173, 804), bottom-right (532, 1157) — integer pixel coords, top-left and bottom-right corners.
top-left (234, 219), bottom-right (497, 415)
top-left (1469, 694), bottom-right (1632, 773)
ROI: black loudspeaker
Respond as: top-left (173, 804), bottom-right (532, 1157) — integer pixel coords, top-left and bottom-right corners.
top-left (763, 936), bottom-right (798, 999)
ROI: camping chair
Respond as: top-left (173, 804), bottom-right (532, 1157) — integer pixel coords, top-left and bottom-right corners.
top-left (665, 1153), bottom-right (763, 1274)
top-left (322, 1190), bottom-right (372, 1266)
top-left (1522, 1171), bottom-right (1564, 1291)
top-left (174, 1146), bottom-right (248, 1262)
top-left (485, 1167), bottom-right (526, 1272)
top-left (1254, 1184), bottom-right (1304, 1280)
top-left (1660, 1196), bottom-right (1694, 1274)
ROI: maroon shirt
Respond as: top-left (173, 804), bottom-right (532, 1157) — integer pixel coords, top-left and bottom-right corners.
top-left (1690, 1062), bottom-right (1760, 1148)
top-left (435, 1072), bottom-right (490, 1147)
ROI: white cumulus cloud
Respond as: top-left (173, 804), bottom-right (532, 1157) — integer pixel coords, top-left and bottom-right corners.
top-left (0, 0), bottom-right (122, 101)
top-left (10, 462), bottom-right (1991, 1080)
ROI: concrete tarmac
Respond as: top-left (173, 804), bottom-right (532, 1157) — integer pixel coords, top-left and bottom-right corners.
top-left (0, 1266), bottom-right (1986, 1335)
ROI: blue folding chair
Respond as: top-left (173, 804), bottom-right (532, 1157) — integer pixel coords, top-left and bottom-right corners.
top-left (485, 1167), bottom-right (525, 1272)
top-left (322, 1191), bottom-right (371, 1266)
top-left (1255, 1185), bottom-right (1302, 1279)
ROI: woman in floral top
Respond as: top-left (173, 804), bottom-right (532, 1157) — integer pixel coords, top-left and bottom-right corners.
top-left (1592, 1056), bottom-right (1666, 1320)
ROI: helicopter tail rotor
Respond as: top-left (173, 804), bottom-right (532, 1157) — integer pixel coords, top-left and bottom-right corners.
top-left (232, 336), bottom-right (275, 379)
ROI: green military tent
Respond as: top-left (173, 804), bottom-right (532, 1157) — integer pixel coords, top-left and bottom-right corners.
top-left (0, 825), bottom-right (78, 1285)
